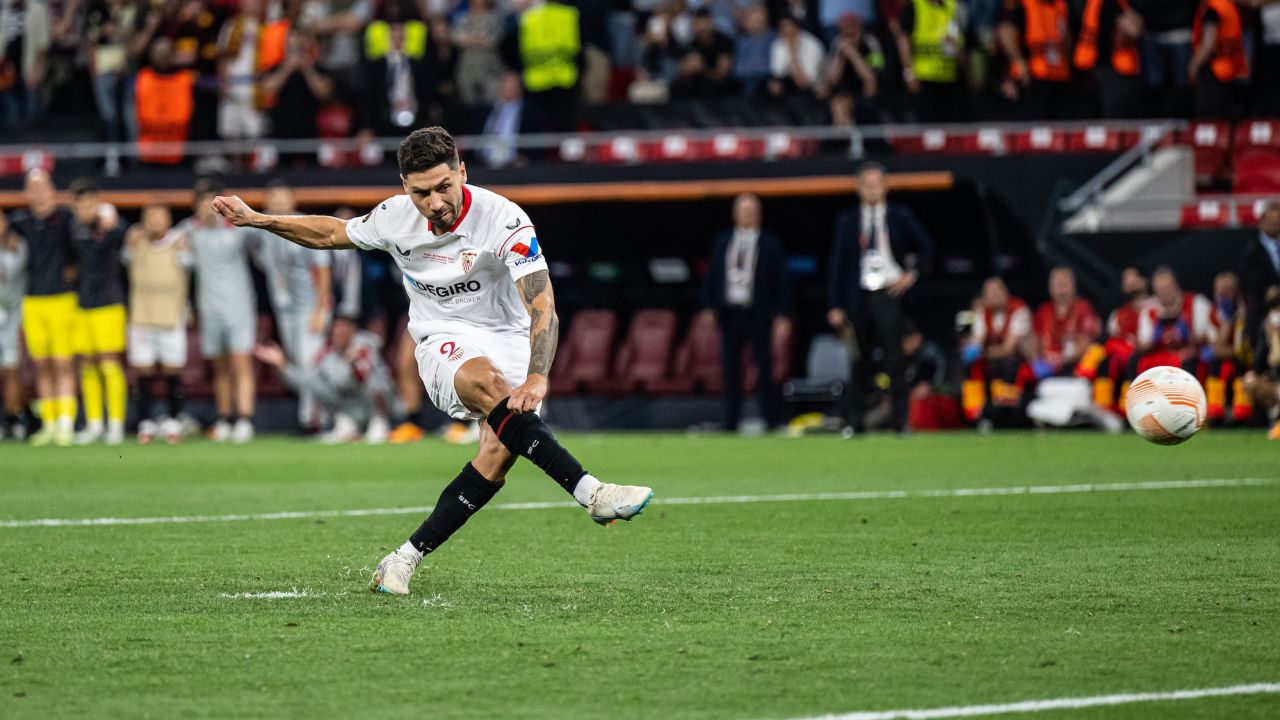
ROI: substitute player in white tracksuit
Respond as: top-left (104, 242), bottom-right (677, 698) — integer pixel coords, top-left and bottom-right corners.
top-left (212, 126), bottom-right (653, 596)
top-left (0, 214), bottom-right (27, 439)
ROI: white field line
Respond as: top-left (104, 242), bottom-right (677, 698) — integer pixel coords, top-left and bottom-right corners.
top-left (218, 590), bottom-right (318, 599)
top-left (0, 478), bottom-right (1273, 530)
top-left (785, 681), bottom-right (1280, 720)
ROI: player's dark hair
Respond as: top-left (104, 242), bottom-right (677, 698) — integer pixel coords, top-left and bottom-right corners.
top-left (398, 126), bottom-right (459, 176)
top-left (264, 177), bottom-right (291, 191)
top-left (857, 161), bottom-right (886, 177)
top-left (1152, 264), bottom-right (1178, 283)
top-left (69, 177), bottom-right (99, 197)
top-left (193, 177), bottom-right (224, 198)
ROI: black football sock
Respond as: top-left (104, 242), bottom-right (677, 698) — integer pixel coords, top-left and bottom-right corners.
top-left (165, 374), bottom-right (185, 418)
top-left (135, 376), bottom-right (155, 420)
top-left (486, 397), bottom-right (587, 495)
top-left (407, 463), bottom-right (504, 555)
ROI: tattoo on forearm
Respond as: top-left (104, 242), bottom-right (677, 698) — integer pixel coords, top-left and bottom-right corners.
top-left (518, 270), bottom-right (548, 305)
top-left (529, 312), bottom-right (559, 376)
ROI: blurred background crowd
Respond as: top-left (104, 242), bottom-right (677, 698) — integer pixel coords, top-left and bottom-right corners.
top-left (2, 0), bottom-right (1280, 161)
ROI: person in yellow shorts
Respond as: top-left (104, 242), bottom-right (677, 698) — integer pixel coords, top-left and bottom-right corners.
top-left (11, 169), bottom-right (79, 446)
top-left (68, 179), bottom-right (129, 445)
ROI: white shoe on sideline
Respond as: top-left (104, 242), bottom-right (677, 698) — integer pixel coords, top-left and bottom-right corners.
top-left (364, 415), bottom-right (390, 445)
top-left (370, 548), bottom-right (421, 595)
top-left (320, 414), bottom-right (360, 445)
top-left (105, 420), bottom-right (125, 446)
top-left (231, 418), bottom-right (254, 444)
top-left (587, 482), bottom-right (655, 526)
top-left (137, 419), bottom-right (159, 445)
top-left (75, 424), bottom-right (103, 445)
top-left (210, 419), bottom-right (232, 442)
top-left (160, 417), bottom-right (183, 444)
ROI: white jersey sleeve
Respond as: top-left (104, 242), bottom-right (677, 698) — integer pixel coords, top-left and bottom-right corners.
top-left (345, 197), bottom-right (404, 252)
top-left (493, 202), bottom-right (548, 282)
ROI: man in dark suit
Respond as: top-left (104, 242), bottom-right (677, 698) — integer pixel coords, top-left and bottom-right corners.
top-left (703, 193), bottom-right (793, 432)
top-left (1240, 200), bottom-right (1280, 337)
top-left (827, 162), bottom-right (935, 434)
top-left (357, 23), bottom-right (442, 136)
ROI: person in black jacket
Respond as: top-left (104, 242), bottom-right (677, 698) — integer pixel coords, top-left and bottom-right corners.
top-left (703, 193), bottom-right (793, 432)
top-left (1240, 200), bottom-right (1280, 338)
top-left (827, 162), bottom-right (935, 434)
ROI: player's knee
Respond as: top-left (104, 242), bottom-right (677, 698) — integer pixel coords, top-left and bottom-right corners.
top-left (462, 367), bottom-right (510, 415)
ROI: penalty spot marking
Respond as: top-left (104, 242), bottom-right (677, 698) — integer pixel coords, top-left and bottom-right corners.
top-left (0, 477), bottom-right (1273, 529)
top-left (782, 681), bottom-right (1280, 720)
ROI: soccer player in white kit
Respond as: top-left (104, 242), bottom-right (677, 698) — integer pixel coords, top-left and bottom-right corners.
top-left (212, 127), bottom-right (654, 596)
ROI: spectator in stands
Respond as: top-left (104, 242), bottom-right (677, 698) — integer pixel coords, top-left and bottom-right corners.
top-left (178, 178), bottom-right (258, 443)
top-left (1134, 265), bottom-right (1215, 375)
top-left (505, 0), bottom-right (583, 131)
top-left (574, 0), bottom-right (614, 104)
top-left (307, 0), bottom-right (373, 87)
top-left (453, 0), bottom-right (506, 104)
top-left (124, 203), bottom-right (193, 444)
top-left (1242, 285), bottom-right (1280, 438)
top-left (263, 30), bottom-right (337, 141)
top-left (1030, 266), bottom-right (1101, 378)
top-left (255, 315), bottom-right (397, 444)
top-left (359, 21), bottom-right (436, 135)
top-left (960, 276), bottom-right (1031, 427)
top-left (1240, 200), bottom-right (1280, 338)
top-left (1130, 0), bottom-right (1192, 116)
top-left (767, 13), bottom-right (825, 98)
top-left (12, 169), bottom-right (78, 447)
top-left (893, 0), bottom-right (968, 122)
top-left (819, 0), bottom-right (875, 36)
top-left (68, 179), bottom-right (128, 446)
top-left (702, 192), bottom-right (792, 433)
top-left (1188, 0), bottom-right (1248, 118)
top-left (733, 4), bottom-right (775, 94)
top-left (636, 0), bottom-right (689, 95)
top-left (997, 0), bottom-right (1073, 119)
top-left (1071, 0), bottom-right (1144, 118)
top-left (824, 13), bottom-right (882, 125)
top-left (479, 72), bottom-right (539, 168)
top-left (216, 0), bottom-right (266, 142)
top-left (160, 0), bottom-right (225, 142)
top-left (672, 7), bottom-right (737, 96)
top-left (134, 37), bottom-right (195, 165)
top-left (0, 0), bottom-right (51, 129)
top-left (828, 162), bottom-right (935, 435)
top-left (256, 179), bottom-right (333, 433)
top-left (0, 211), bottom-right (26, 440)
top-left (85, 0), bottom-right (143, 160)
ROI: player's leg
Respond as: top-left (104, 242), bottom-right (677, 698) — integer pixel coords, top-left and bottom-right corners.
top-left (96, 306), bottom-right (128, 444)
top-left (464, 350), bottom-right (654, 526)
top-left (23, 296), bottom-right (58, 445)
top-left (75, 310), bottom-right (106, 444)
top-left (229, 351), bottom-right (255, 443)
top-left (49, 295), bottom-right (80, 446)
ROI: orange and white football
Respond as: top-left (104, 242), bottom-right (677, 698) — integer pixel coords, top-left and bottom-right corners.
top-left (1125, 366), bottom-right (1208, 445)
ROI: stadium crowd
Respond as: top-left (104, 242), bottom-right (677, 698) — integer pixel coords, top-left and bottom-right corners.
top-left (1, 165), bottom-right (1278, 444)
top-left (1, 0), bottom-right (1280, 161)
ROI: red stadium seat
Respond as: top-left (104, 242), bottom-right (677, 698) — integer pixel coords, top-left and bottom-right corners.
top-left (1008, 126), bottom-right (1067, 153)
top-left (1178, 200), bottom-right (1233, 229)
top-left (585, 309), bottom-right (677, 394)
top-left (1231, 120), bottom-right (1280, 193)
top-left (650, 311), bottom-right (722, 394)
top-left (549, 309), bottom-right (617, 394)
top-left (1066, 125), bottom-right (1137, 152)
top-left (1182, 121), bottom-right (1232, 188)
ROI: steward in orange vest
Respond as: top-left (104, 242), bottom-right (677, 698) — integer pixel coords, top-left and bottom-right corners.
top-left (997, 0), bottom-right (1072, 117)
top-left (1073, 0), bottom-right (1144, 117)
top-left (1189, 0), bottom-right (1248, 117)
top-left (135, 40), bottom-right (196, 165)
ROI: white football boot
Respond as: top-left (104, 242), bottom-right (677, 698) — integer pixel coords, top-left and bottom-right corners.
top-left (160, 417), bottom-right (183, 444)
top-left (137, 419), bottom-right (159, 445)
top-left (230, 418), bottom-right (254, 444)
top-left (587, 482), bottom-right (655, 526)
top-left (320, 414), bottom-right (360, 444)
top-left (370, 547), bottom-right (421, 595)
top-left (104, 420), bottom-right (125, 446)
top-left (364, 415), bottom-right (390, 445)
top-left (210, 419), bottom-right (232, 442)
top-left (74, 423), bottom-right (103, 445)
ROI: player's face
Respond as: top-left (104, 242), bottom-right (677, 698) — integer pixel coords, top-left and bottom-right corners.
top-left (193, 193), bottom-right (216, 221)
top-left (1153, 274), bottom-right (1179, 308)
top-left (1049, 269), bottom-right (1075, 303)
top-left (23, 171), bottom-right (55, 212)
top-left (982, 278), bottom-right (1007, 309)
top-left (330, 319), bottom-right (356, 349)
top-left (143, 205), bottom-right (172, 237)
top-left (72, 193), bottom-right (99, 225)
top-left (402, 161), bottom-right (468, 232)
top-left (265, 186), bottom-right (295, 214)
top-left (1214, 274), bottom-right (1237, 300)
top-left (1121, 267), bottom-right (1146, 296)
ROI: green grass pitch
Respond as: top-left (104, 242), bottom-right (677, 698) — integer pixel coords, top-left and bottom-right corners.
top-left (1, 431), bottom-right (1278, 719)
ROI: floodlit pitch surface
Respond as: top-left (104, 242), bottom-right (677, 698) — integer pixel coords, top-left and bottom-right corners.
top-left (1, 432), bottom-right (1277, 719)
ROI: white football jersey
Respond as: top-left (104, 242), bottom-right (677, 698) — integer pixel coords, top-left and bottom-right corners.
top-left (345, 184), bottom-right (547, 343)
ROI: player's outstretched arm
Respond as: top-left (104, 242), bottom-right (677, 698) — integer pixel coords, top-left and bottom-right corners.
top-left (509, 269), bottom-right (559, 413)
top-left (210, 194), bottom-right (355, 250)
